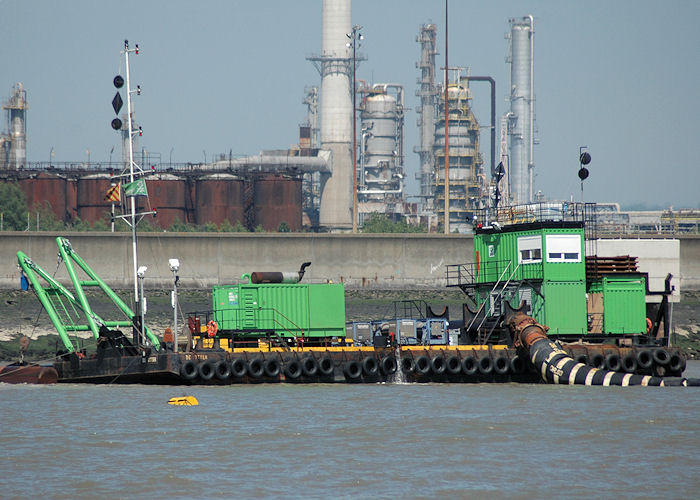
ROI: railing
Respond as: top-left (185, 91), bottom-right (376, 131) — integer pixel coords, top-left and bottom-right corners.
top-left (446, 259), bottom-right (543, 288)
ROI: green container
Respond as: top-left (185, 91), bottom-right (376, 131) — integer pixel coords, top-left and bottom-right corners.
top-left (211, 282), bottom-right (346, 338)
top-left (541, 280), bottom-right (587, 335)
top-left (588, 276), bottom-right (646, 334)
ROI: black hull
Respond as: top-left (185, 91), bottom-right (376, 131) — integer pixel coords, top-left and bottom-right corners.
top-left (53, 345), bottom-right (688, 385)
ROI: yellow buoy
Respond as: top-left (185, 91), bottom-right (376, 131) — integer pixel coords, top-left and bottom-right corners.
top-left (168, 396), bottom-right (199, 406)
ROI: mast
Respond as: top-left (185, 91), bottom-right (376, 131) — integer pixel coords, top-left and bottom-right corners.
top-left (113, 40), bottom-right (155, 346)
top-left (123, 40), bottom-right (140, 341)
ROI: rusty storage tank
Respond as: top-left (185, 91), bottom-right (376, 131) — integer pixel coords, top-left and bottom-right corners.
top-left (76, 174), bottom-right (115, 226)
top-left (195, 174), bottom-right (245, 227)
top-left (147, 174), bottom-right (188, 229)
top-left (254, 175), bottom-right (302, 231)
top-left (18, 172), bottom-right (71, 223)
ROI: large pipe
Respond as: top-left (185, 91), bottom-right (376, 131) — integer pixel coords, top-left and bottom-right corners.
top-left (506, 311), bottom-right (699, 387)
top-left (466, 76), bottom-right (495, 176)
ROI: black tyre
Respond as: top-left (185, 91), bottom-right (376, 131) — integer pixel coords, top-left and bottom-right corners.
top-left (430, 355), bottom-right (446, 375)
top-left (494, 355), bottom-right (509, 375)
top-left (230, 358), bottom-right (247, 378)
top-left (669, 353), bottom-right (685, 373)
top-left (401, 357), bottom-right (415, 373)
top-left (362, 356), bottom-right (379, 376)
top-left (214, 360), bottom-right (231, 380)
top-left (301, 356), bottom-right (318, 377)
top-left (180, 359), bottom-right (197, 380)
top-left (510, 355), bottom-right (526, 374)
top-left (264, 358), bottom-right (281, 378)
top-left (605, 353), bottom-right (621, 372)
top-left (446, 355), bottom-right (462, 375)
top-left (652, 348), bottom-right (670, 366)
top-left (343, 360), bottom-right (361, 380)
top-left (284, 359), bottom-right (302, 379)
top-left (636, 349), bottom-right (653, 370)
top-left (414, 355), bottom-right (431, 375)
top-left (318, 356), bottom-right (335, 377)
top-left (461, 356), bottom-right (478, 376)
top-left (591, 353), bottom-right (605, 369)
top-left (198, 360), bottom-right (215, 381)
top-left (621, 354), bottom-right (637, 373)
top-left (478, 356), bottom-right (493, 375)
top-left (380, 355), bottom-right (397, 375)
top-left (248, 358), bottom-right (264, 378)
top-left (575, 354), bottom-right (589, 365)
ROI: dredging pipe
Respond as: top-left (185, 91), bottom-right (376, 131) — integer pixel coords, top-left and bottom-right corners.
top-left (506, 312), bottom-right (700, 387)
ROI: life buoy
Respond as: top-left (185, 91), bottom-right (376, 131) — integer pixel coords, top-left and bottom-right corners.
top-left (206, 320), bottom-right (218, 338)
top-left (646, 318), bottom-right (653, 334)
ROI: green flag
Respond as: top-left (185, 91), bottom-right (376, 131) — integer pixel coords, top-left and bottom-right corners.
top-left (123, 178), bottom-right (148, 197)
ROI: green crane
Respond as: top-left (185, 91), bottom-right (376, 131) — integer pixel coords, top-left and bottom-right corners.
top-left (17, 237), bottom-right (160, 352)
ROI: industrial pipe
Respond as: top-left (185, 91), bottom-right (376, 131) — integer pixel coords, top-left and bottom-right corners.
top-left (506, 312), bottom-right (699, 387)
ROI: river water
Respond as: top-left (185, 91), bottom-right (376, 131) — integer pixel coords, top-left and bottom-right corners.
top-left (2, 362), bottom-right (699, 499)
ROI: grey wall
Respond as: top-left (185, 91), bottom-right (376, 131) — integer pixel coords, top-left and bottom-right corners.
top-left (4, 232), bottom-right (700, 290)
top-left (4, 232), bottom-right (472, 289)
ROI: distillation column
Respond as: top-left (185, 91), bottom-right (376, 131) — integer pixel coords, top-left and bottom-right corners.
top-left (507, 16), bottom-right (535, 205)
top-left (434, 73), bottom-right (485, 233)
top-left (415, 24), bottom-right (438, 213)
top-left (308, 0), bottom-right (353, 230)
top-left (2, 83), bottom-right (28, 170)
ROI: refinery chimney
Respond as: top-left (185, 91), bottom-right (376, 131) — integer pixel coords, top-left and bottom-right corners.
top-left (309, 0), bottom-right (353, 230)
top-left (507, 16), bottom-right (535, 204)
top-left (1, 83), bottom-right (28, 170)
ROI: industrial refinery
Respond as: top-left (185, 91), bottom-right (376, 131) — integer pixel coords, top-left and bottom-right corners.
top-left (0, 1), bottom-right (692, 233)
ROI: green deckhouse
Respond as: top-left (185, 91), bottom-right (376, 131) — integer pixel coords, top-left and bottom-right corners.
top-left (447, 204), bottom-right (668, 346)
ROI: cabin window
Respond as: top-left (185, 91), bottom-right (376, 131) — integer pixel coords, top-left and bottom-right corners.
top-left (545, 234), bottom-right (581, 262)
top-left (517, 235), bottom-right (542, 264)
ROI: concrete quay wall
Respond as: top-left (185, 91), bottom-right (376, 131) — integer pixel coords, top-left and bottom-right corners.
top-left (2, 232), bottom-right (700, 291)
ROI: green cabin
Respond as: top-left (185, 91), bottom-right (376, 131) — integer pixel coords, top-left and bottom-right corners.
top-left (450, 219), bottom-right (649, 340)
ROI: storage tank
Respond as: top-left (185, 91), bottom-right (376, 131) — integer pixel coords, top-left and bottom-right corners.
top-left (195, 174), bottom-right (245, 227)
top-left (19, 172), bottom-right (69, 222)
top-left (147, 174), bottom-right (189, 229)
top-left (254, 175), bottom-right (302, 231)
top-left (76, 174), bottom-right (115, 226)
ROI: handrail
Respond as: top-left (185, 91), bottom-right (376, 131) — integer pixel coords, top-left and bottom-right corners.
top-left (480, 262), bottom-right (522, 344)
top-left (465, 261), bottom-right (512, 333)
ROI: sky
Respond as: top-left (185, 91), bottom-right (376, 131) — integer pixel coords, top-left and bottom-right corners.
top-left (2, 0), bottom-right (699, 209)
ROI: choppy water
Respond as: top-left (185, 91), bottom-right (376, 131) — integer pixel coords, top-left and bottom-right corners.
top-left (2, 362), bottom-right (700, 499)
